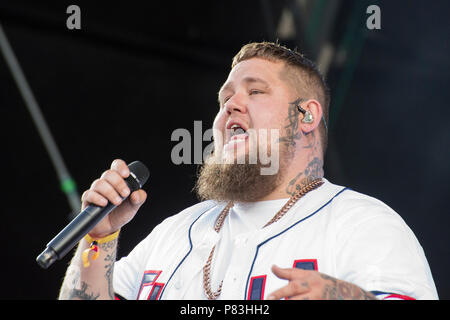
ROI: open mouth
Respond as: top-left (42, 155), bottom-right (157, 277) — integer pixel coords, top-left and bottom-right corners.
top-left (222, 120), bottom-right (250, 152)
top-left (228, 124), bottom-right (250, 148)
top-left (222, 124), bottom-right (249, 153)
top-left (230, 124), bottom-right (248, 140)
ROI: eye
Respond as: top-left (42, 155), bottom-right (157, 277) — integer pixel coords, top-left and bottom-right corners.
top-left (218, 95), bottom-right (230, 108)
top-left (220, 96), bottom-right (231, 108)
top-left (249, 89), bottom-right (264, 95)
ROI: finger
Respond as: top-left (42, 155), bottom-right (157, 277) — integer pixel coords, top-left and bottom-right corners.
top-left (288, 295), bottom-right (312, 300)
top-left (129, 189), bottom-right (147, 206)
top-left (81, 190), bottom-right (108, 208)
top-left (266, 280), bottom-right (310, 300)
top-left (111, 159), bottom-right (130, 178)
top-left (271, 265), bottom-right (308, 281)
top-left (101, 169), bottom-right (130, 198)
top-left (90, 179), bottom-right (123, 206)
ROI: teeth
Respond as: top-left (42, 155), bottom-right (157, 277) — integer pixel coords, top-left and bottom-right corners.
top-left (230, 124), bottom-right (246, 136)
top-left (233, 128), bottom-right (245, 135)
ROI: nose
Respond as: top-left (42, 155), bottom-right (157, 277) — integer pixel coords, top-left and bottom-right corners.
top-left (225, 92), bottom-right (248, 115)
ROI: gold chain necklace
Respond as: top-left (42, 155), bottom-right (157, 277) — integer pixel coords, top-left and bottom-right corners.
top-left (202, 178), bottom-right (324, 300)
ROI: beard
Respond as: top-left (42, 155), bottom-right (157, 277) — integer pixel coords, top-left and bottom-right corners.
top-left (194, 138), bottom-right (292, 202)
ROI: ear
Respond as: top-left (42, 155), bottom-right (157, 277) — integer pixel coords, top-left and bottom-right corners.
top-left (300, 99), bottom-right (323, 134)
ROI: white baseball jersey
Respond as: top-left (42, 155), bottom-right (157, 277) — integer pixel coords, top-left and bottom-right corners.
top-left (113, 178), bottom-right (438, 300)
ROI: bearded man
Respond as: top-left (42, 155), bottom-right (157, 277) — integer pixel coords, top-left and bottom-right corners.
top-left (59, 42), bottom-right (438, 300)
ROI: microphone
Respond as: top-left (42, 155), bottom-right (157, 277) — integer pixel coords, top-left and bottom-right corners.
top-left (36, 160), bottom-right (149, 269)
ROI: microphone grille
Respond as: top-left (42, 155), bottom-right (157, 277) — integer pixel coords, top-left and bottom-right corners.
top-left (127, 161), bottom-right (150, 189)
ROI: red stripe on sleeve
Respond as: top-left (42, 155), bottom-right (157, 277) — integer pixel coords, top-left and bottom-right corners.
top-left (383, 294), bottom-right (416, 300)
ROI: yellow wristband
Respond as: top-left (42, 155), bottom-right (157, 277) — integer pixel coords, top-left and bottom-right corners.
top-left (82, 230), bottom-right (120, 268)
top-left (84, 230), bottom-right (120, 244)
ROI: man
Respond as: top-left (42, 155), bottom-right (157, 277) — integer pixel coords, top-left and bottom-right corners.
top-left (59, 42), bottom-right (438, 300)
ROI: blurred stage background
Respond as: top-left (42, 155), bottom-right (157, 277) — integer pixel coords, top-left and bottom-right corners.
top-left (0, 0), bottom-right (449, 299)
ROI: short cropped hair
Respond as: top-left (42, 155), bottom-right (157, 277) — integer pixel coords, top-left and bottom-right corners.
top-left (231, 42), bottom-right (330, 156)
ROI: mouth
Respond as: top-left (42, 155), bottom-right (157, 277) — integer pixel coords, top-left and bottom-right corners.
top-left (223, 121), bottom-right (249, 151)
top-left (226, 120), bottom-right (249, 140)
top-left (230, 124), bottom-right (248, 139)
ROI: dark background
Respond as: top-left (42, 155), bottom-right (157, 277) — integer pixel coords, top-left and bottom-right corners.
top-left (0, 0), bottom-right (448, 300)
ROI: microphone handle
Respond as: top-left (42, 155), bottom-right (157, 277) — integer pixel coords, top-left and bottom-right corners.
top-left (36, 201), bottom-right (119, 269)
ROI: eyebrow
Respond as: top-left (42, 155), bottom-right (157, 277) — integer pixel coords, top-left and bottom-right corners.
top-left (218, 77), bottom-right (270, 102)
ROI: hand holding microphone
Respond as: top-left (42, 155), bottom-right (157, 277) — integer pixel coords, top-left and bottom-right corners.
top-left (36, 159), bottom-right (149, 269)
top-left (81, 159), bottom-right (148, 239)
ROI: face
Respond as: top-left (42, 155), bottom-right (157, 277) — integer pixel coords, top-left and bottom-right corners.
top-left (195, 58), bottom-right (299, 202)
top-left (213, 58), bottom-right (295, 163)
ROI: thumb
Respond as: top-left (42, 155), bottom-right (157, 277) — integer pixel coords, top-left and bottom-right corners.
top-left (129, 189), bottom-right (147, 207)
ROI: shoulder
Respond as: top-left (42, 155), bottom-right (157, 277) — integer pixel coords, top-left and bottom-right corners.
top-left (324, 179), bottom-right (406, 226)
top-left (323, 181), bottom-right (437, 299)
top-left (319, 179), bottom-right (419, 247)
top-left (323, 179), bottom-right (421, 251)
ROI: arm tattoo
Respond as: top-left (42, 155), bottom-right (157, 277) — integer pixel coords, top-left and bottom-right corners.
top-left (102, 239), bottom-right (118, 299)
top-left (320, 273), bottom-right (376, 300)
top-left (67, 281), bottom-right (100, 300)
top-left (60, 238), bottom-right (118, 300)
